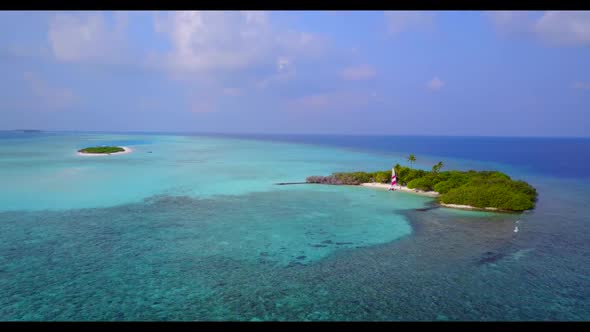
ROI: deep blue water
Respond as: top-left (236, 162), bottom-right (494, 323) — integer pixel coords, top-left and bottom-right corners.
top-left (205, 133), bottom-right (590, 180)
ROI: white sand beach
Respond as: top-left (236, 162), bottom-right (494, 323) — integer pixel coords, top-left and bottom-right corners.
top-left (77, 146), bottom-right (133, 157)
top-left (360, 183), bottom-right (440, 197)
top-left (439, 203), bottom-right (499, 211)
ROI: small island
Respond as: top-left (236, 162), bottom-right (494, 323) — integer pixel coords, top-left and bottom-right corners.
top-left (13, 129), bottom-right (42, 133)
top-left (306, 157), bottom-right (538, 212)
top-left (77, 146), bottom-right (131, 156)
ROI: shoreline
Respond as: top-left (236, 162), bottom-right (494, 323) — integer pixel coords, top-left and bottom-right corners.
top-left (359, 182), bottom-right (506, 212)
top-left (77, 146), bottom-right (133, 157)
top-left (439, 203), bottom-right (500, 212)
top-left (360, 183), bottom-right (440, 197)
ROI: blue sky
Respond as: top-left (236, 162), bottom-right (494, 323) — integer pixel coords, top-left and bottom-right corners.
top-left (1, 11), bottom-right (589, 136)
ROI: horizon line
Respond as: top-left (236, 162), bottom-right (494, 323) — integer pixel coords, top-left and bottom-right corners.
top-left (3, 129), bottom-right (590, 139)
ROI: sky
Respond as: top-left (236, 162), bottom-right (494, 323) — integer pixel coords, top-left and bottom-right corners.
top-left (1, 10), bottom-right (590, 137)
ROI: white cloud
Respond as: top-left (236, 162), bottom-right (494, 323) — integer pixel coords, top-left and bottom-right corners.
top-left (151, 11), bottom-right (330, 111)
top-left (533, 11), bottom-right (590, 46)
top-left (154, 11), bottom-right (269, 72)
top-left (384, 11), bottom-right (435, 35)
top-left (48, 12), bottom-right (128, 63)
top-left (427, 77), bottom-right (444, 91)
top-left (153, 11), bottom-right (326, 76)
top-left (278, 30), bottom-right (326, 57)
top-left (340, 64), bottom-right (376, 81)
top-left (488, 11), bottom-right (590, 46)
top-left (23, 72), bottom-right (76, 109)
top-left (487, 11), bottom-right (533, 35)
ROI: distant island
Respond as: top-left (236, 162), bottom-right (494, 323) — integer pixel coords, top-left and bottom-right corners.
top-left (78, 146), bottom-right (131, 155)
top-left (306, 157), bottom-right (537, 212)
top-left (13, 129), bottom-right (42, 133)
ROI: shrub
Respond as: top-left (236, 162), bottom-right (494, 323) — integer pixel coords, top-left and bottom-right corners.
top-left (373, 171), bottom-right (391, 184)
top-left (334, 172), bottom-right (372, 185)
top-left (433, 172), bottom-right (470, 194)
top-left (407, 176), bottom-right (434, 191)
top-left (440, 179), bottom-right (536, 211)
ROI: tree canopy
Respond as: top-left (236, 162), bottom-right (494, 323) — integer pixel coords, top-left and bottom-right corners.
top-left (78, 146), bottom-right (125, 154)
top-left (306, 161), bottom-right (537, 212)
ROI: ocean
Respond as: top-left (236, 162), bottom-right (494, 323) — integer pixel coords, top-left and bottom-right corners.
top-left (0, 131), bottom-right (589, 320)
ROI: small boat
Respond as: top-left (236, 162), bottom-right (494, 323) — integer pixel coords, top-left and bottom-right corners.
top-left (514, 226), bottom-right (519, 233)
top-left (389, 167), bottom-right (397, 191)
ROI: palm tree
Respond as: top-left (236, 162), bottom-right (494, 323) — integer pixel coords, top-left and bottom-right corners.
top-left (432, 161), bottom-right (444, 174)
top-left (407, 154), bottom-right (416, 169)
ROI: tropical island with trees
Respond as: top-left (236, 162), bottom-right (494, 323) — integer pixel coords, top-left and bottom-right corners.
top-left (306, 155), bottom-right (538, 212)
top-left (77, 146), bottom-right (130, 155)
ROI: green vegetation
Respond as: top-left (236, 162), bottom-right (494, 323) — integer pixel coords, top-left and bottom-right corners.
top-left (407, 154), bottom-right (416, 169)
top-left (78, 146), bottom-right (125, 154)
top-left (306, 158), bottom-right (538, 212)
top-left (432, 161), bottom-right (444, 174)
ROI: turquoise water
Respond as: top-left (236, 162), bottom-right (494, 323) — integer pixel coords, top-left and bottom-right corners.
top-left (1, 132), bottom-right (589, 320)
top-left (0, 133), bottom-right (421, 211)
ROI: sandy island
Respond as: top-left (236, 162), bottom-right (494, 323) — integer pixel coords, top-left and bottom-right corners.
top-left (438, 203), bottom-right (499, 211)
top-left (359, 182), bottom-right (503, 212)
top-left (360, 182), bottom-right (440, 197)
top-left (77, 146), bottom-right (133, 157)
